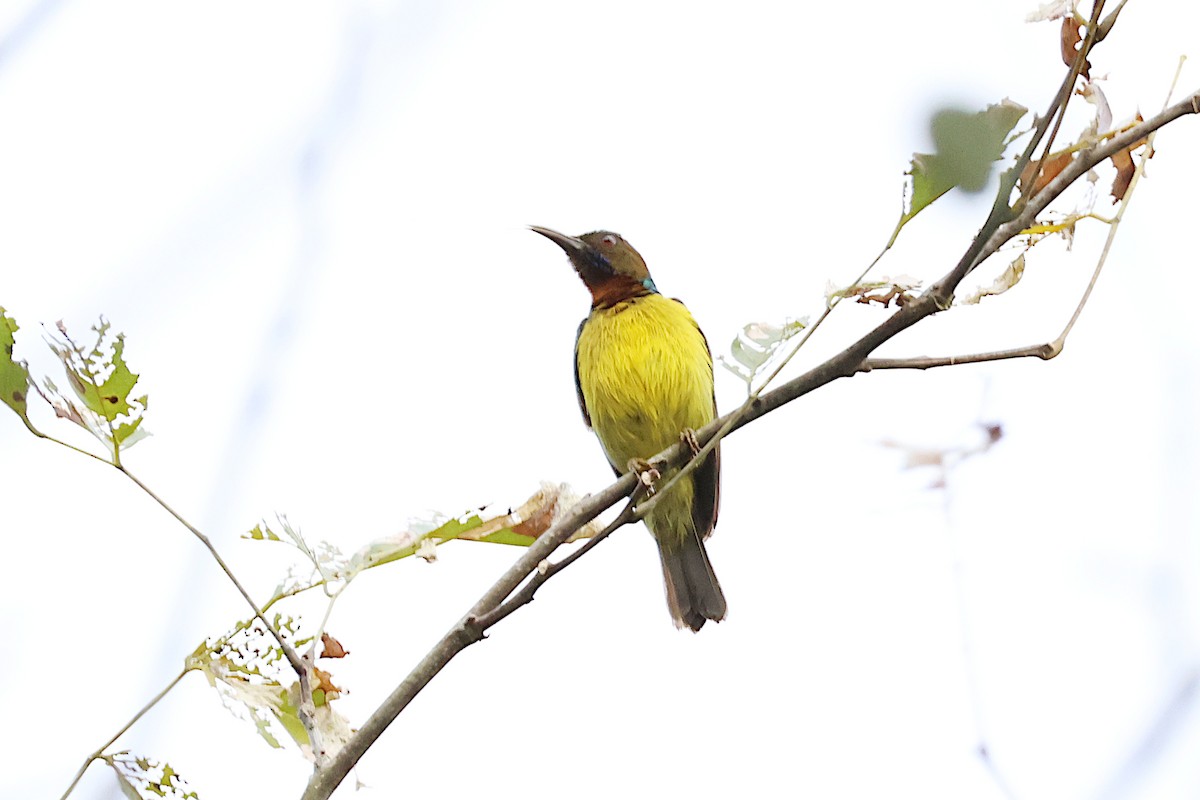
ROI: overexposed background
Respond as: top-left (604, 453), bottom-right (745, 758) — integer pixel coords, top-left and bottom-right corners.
top-left (3, 2), bottom-right (1199, 798)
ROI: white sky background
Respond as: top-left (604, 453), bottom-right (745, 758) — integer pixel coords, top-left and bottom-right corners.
top-left (2, 1), bottom-right (1199, 798)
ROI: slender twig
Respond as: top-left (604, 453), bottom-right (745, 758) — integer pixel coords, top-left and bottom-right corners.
top-left (1016, 1), bottom-right (1106, 212)
top-left (1095, 0), bottom-right (1130, 43)
top-left (864, 345), bottom-right (1057, 371)
top-left (1052, 54), bottom-right (1183, 349)
top-left (59, 668), bottom-right (189, 800)
top-left (471, 494), bottom-right (643, 630)
top-left (117, 468), bottom-right (306, 677)
top-left (116, 466), bottom-right (320, 757)
top-left (32, 430), bottom-right (111, 464)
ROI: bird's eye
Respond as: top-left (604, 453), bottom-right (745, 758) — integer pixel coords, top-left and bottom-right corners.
top-left (601, 234), bottom-right (618, 248)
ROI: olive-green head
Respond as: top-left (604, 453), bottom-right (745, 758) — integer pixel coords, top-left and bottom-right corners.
top-left (530, 226), bottom-right (658, 306)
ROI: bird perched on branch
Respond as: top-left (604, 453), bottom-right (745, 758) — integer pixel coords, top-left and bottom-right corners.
top-left (531, 226), bottom-right (726, 631)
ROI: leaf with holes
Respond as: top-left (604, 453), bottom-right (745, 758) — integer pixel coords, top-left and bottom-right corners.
top-left (41, 318), bottom-right (149, 456)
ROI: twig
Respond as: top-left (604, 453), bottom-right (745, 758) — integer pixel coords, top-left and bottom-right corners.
top-left (59, 668), bottom-right (189, 800)
top-left (864, 345), bottom-right (1058, 371)
top-left (1015, 0), bottom-right (1106, 213)
top-left (116, 467), bottom-right (321, 760)
top-left (471, 494), bottom-right (642, 630)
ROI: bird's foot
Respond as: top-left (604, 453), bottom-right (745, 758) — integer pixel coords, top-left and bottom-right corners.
top-left (628, 457), bottom-right (660, 492)
top-left (681, 428), bottom-right (702, 457)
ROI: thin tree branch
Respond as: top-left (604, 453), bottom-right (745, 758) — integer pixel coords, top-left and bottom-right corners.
top-left (865, 345), bottom-right (1058, 371)
top-left (116, 466), bottom-right (320, 757)
top-left (1016, 0), bottom-right (1106, 212)
top-left (471, 494), bottom-right (643, 630)
top-left (33, 424), bottom-right (322, 747)
top-left (59, 668), bottom-right (190, 800)
top-left (1095, 0), bottom-right (1130, 42)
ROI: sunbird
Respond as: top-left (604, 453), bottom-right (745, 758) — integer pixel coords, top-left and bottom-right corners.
top-left (532, 226), bottom-right (726, 631)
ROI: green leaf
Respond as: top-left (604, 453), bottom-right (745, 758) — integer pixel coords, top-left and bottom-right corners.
top-left (274, 687), bottom-right (307, 747)
top-left (42, 318), bottom-right (149, 456)
top-left (244, 524), bottom-right (283, 542)
top-left (345, 513), bottom-right (488, 574)
top-left (79, 333), bottom-right (141, 421)
top-left (903, 98), bottom-right (1028, 223)
top-left (477, 529), bottom-right (537, 547)
top-left (0, 307), bottom-right (36, 433)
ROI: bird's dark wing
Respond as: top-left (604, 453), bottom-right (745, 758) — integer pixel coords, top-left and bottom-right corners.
top-left (689, 307), bottom-right (721, 539)
top-left (693, 441), bottom-right (720, 539)
top-left (573, 316), bottom-right (592, 429)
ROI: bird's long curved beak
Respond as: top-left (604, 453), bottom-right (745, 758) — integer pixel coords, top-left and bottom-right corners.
top-left (529, 225), bottom-right (586, 254)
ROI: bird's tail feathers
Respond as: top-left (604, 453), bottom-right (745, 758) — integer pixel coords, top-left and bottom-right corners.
top-left (658, 527), bottom-right (727, 632)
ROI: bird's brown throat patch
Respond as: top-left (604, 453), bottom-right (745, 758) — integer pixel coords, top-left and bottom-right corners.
top-left (586, 273), bottom-right (652, 309)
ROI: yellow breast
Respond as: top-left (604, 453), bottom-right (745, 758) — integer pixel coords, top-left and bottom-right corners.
top-left (575, 293), bottom-right (715, 470)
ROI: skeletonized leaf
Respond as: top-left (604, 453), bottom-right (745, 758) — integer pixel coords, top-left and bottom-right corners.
top-left (1025, 0), bottom-right (1073, 22)
top-left (960, 254), bottom-right (1026, 304)
top-left (827, 276), bottom-right (923, 308)
top-left (187, 616), bottom-right (307, 752)
top-left (1080, 80), bottom-right (1112, 132)
top-left (188, 615), bottom-right (351, 760)
top-left (717, 319), bottom-right (807, 391)
top-left (104, 752), bottom-right (199, 800)
top-left (245, 515), bottom-right (347, 585)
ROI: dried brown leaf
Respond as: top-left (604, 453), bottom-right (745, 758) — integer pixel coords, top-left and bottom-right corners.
top-left (1020, 150), bottom-right (1075, 196)
top-left (320, 633), bottom-right (348, 659)
top-left (313, 666), bottom-right (343, 699)
top-left (1109, 128), bottom-right (1149, 201)
top-left (1060, 16), bottom-right (1090, 77)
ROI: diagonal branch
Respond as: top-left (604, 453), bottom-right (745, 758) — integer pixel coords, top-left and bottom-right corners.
top-left (469, 492), bottom-right (643, 630)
